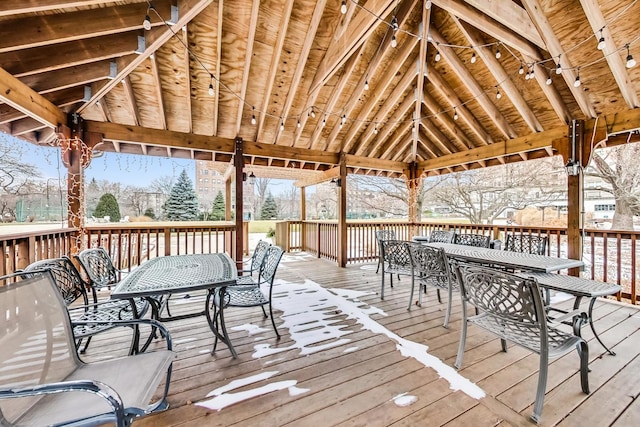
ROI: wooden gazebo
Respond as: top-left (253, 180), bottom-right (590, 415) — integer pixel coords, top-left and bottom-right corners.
top-left (1, 0), bottom-right (640, 265)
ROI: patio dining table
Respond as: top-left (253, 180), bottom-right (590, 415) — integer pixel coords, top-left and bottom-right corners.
top-left (110, 253), bottom-right (239, 357)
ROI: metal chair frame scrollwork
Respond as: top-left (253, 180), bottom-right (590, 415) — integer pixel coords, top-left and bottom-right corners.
top-left (379, 240), bottom-right (412, 300)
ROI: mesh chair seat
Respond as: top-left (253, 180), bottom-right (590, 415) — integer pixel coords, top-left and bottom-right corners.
top-left (504, 234), bottom-right (548, 255)
top-left (454, 233), bottom-right (491, 248)
top-left (239, 240), bottom-right (271, 278)
top-left (225, 284), bottom-right (269, 307)
top-left (70, 298), bottom-right (150, 338)
top-left (379, 240), bottom-right (412, 300)
top-left (429, 230), bottom-right (455, 243)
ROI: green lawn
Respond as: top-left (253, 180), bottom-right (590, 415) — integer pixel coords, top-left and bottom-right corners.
top-left (248, 220), bottom-right (276, 233)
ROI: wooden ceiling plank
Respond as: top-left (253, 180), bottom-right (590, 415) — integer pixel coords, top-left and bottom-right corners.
top-left (413, 5), bottom-right (431, 161)
top-left (278, 0), bottom-right (327, 145)
top-left (308, 46), bottom-right (363, 150)
top-left (212, 0), bottom-right (223, 136)
top-left (76, 0), bottom-right (214, 114)
top-left (360, 89), bottom-right (415, 158)
top-left (422, 87), bottom-right (474, 150)
top-left (338, 32), bottom-right (420, 153)
top-left (447, 0), bottom-right (545, 48)
top-left (425, 64), bottom-right (492, 146)
top-left (520, 0), bottom-right (597, 118)
top-left (309, 0), bottom-right (397, 93)
top-left (234, 0), bottom-right (260, 135)
top-left (456, 19), bottom-right (543, 133)
top-left (418, 119), bottom-right (452, 157)
top-left (11, 117), bottom-right (48, 136)
top-left (0, 0), bottom-right (111, 16)
top-left (430, 27), bottom-right (516, 139)
top-left (0, 1), bottom-right (174, 53)
top-left (579, 0), bottom-right (639, 108)
top-left (121, 76), bottom-right (141, 126)
top-left (525, 58), bottom-right (572, 124)
top-left (375, 120), bottom-right (413, 159)
top-left (181, 26), bottom-right (193, 133)
top-left (255, 0), bottom-right (296, 141)
top-left (0, 67), bottom-right (67, 129)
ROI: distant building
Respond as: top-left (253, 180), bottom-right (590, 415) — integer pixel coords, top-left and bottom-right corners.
top-left (195, 161), bottom-right (225, 207)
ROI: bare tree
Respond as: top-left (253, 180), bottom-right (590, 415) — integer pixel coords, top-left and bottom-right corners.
top-left (589, 143), bottom-right (640, 230)
top-left (427, 158), bottom-right (566, 224)
top-left (253, 177), bottom-right (272, 217)
top-left (0, 135), bottom-right (42, 220)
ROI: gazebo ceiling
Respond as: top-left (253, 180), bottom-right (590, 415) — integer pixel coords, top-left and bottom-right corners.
top-left (1, 0), bottom-right (640, 182)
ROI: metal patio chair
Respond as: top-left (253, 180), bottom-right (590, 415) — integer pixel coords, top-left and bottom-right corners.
top-left (0, 271), bottom-right (175, 427)
top-left (379, 240), bottom-right (413, 300)
top-left (504, 234), bottom-right (548, 255)
top-left (454, 232), bottom-right (491, 248)
top-left (211, 246), bottom-right (285, 352)
top-left (375, 229), bottom-right (396, 273)
top-left (239, 239), bottom-right (271, 278)
top-left (408, 243), bottom-right (457, 327)
top-left (23, 257), bottom-right (150, 355)
top-left (75, 247), bottom-right (128, 303)
top-left (453, 263), bottom-right (589, 424)
top-left (428, 230), bottom-right (455, 243)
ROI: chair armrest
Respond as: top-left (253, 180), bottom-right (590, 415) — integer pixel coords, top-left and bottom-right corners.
top-left (72, 319), bottom-right (173, 351)
top-left (0, 380), bottom-right (126, 425)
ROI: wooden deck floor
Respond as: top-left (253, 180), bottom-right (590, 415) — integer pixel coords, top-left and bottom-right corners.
top-left (83, 252), bottom-right (640, 426)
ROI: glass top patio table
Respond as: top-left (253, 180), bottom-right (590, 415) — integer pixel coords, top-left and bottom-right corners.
top-left (111, 253), bottom-right (239, 357)
top-left (426, 242), bottom-right (584, 273)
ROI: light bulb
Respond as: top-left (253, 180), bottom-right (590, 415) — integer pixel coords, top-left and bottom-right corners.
top-left (322, 117), bottom-right (326, 127)
top-left (297, 119), bottom-right (301, 128)
top-left (435, 51), bottom-right (440, 62)
top-left (627, 54), bottom-right (636, 69)
top-left (143, 14), bottom-right (152, 31)
top-left (524, 71), bottom-right (530, 80)
top-left (208, 82), bottom-right (214, 96)
top-left (280, 121), bottom-right (285, 131)
top-left (373, 125), bottom-right (378, 134)
top-left (364, 80), bottom-right (369, 90)
top-left (310, 108), bottom-right (316, 118)
top-left (546, 75), bottom-right (552, 85)
top-left (391, 16), bottom-right (398, 32)
top-left (453, 109), bottom-right (458, 120)
top-left (556, 63), bottom-right (562, 75)
top-left (574, 75), bottom-right (581, 88)
top-left (341, 0), bottom-right (347, 14)
top-left (470, 53), bottom-right (476, 64)
top-left (495, 48), bottom-right (501, 59)
top-left (496, 89), bottom-right (502, 99)
top-left (251, 114), bottom-right (256, 125)
top-left (341, 114), bottom-right (346, 125)
top-left (391, 35), bottom-right (397, 48)
top-left (597, 36), bottom-right (605, 50)
top-left (425, 0), bottom-right (431, 9)
top-left (519, 64), bottom-right (524, 75)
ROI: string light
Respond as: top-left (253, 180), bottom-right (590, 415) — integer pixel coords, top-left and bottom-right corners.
top-left (143, 2), bottom-right (154, 31)
top-left (519, 64), bottom-right (524, 75)
top-left (435, 50), bottom-right (441, 62)
top-left (546, 72), bottom-right (553, 86)
top-left (322, 116), bottom-right (326, 127)
top-left (574, 68), bottom-right (582, 87)
top-left (364, 79), bottom-right (369, 90)
top-left (496, 88), bottom-right (502, 99)
top-left (626, 44), bottom-right (636, 68)
top-left (391, 16), bottom-right (399, 32)
top-left (597, 31), bottom-right (606, 50)
top-left (495, 47), bottom-right (501, 59)
top-left (208, 74), bottom-right (214, 96)
top-left (373, 125), bottom-right (378, 134)
top-left (341, 0), bottom-right (347, 14)
top-left (453, 107), bottom-right (458, 120)
top-left (251, 106), bottom-right (256, 125)
top-left (310, 108), bottom-right (316, 118)
top-left (470, 52), bottom-right (476, 64)
top-left (425, 0), bottom-right (432, 9)
top-left (297, 119), bottom-right (301, 128)
top-left (391, 35), bottom-right (397, 48)
top-left (280, 121), bottom-right (285, 131)
top-left (556, 58), bottom-right (563, 74)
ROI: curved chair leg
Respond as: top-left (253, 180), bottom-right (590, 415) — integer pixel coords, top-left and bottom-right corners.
top-left (380, 266), bottom-right (386, 300)
top-left (531, 353), bottom-right (549, 424)
top-left (79, 336), bottom-right (92, 354)
top-left (578, 340), bottom-right (590, 394)
top-left (261, 305), bottom-right (268, 318)
top-left (454, 310), bottom-right (468, 369)
top-left (269, 303), bottom-right (281, 339)
top-left (436, 289), bottom-right (442, 303)
top-left (443, 283), bottom-right (453, 328)
top-left (501, 338), bottom-right (508, 352)
top-left (408, 275), bottom-right (416, 310)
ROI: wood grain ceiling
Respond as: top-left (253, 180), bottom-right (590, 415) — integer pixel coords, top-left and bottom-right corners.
top-left (1, 0), bottom-right (640, 183)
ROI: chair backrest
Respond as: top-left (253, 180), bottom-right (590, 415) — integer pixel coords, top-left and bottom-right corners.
top-left (249, 240), bottom-right (271, 274)
top-left (380, 240), bottom-right (412, 271)
top-left (76, 247), bottom-right (120, 289)
top-left (429, 230), bottom-right (455, 243)
top-left (22, 257), bottom-right (89, 307)
top-left (408, 243), bottom-right (452, 284)
top-left (454, 233), bottom-right (491, 248)
top-left (0, 272), bottom-right (81, 424)
top-left (260, 246), bottom-right (285, 287)
top-left (504, 234), bottom-right (548, 255)
top-left (454, 263), bottom-right (546, 333)
top-left (375, 229), bottom-right (396, 243)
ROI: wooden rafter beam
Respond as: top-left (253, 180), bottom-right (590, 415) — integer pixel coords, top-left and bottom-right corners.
top-left (413, 5), bottom-right (430, 161)
top-left (0, 66), bottom-right (67, 129)
top-left (121, 76), bottom-right (141, 126)
top-left (77, 0), bottom-right (213, 114)
top-left (234, 0), bottom-right (260, 136)
top-left (181, 25), bottom-right (193, 133)
top-left (520, 0), bottom-right (596, 118)
top-left (293, 167), bottom-right (340, 187)
top-left (149, 55), bottom-right (167, 130)
top-left (0, 1), bottom-right (108, 16)
top-left (422, 87), bottom-right (473, 150)
top-left (430, 26), bottom-right (516, 139)
top-left (579, 0), bottom-right (639, 109)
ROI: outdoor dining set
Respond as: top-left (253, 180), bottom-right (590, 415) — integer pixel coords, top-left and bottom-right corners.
top-left (376, 229), bottom-right (621, 423)
top-left (0, 240), bottom-right (284, 427)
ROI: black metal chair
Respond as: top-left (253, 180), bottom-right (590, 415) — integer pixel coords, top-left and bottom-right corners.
top-left (453, 262), bottom-right (589, 424)
top-left (454, 232), bottom-right (491, 248)
top-left (75, 247), bottom-right (127, 303)
top-left (379, 240), bottom-right (412, 300)
top-left (0, 271), bottom-right (174, 427)
top-left (375, 229), bottom-right (396, 273)
top-left (239, 239), bottom-right (271, 278)
top-left (504, 234), bottom-right (548, 255)
top-left (211, 246), bottom-right (285, 352)
top-left (428, 230), bottom-right (455, 243)
top-left (22, 257), bottom-right (150, 355)
top-left (408, 243), bottom-right (457, 326)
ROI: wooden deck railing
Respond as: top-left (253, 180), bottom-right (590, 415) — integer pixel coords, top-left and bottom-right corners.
top-left (1, 222), bottom-right (242, 276)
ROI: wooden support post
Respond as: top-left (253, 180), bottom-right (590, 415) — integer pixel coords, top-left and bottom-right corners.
top-left (234, 137), bottom-right (244, 268)
top-left (225, 178), bottom-right (232, 221)
top-left (405, 162), bottom-right (421, 237)
top-left (337, 154), bottom-right (348, 267)
top-left (566, 120), bottom-right (584, 277)
top-left (300, 186), bottom-right (306, 250)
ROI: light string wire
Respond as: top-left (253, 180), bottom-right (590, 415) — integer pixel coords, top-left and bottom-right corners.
top-left (145, 0), bottom-right (639, 133)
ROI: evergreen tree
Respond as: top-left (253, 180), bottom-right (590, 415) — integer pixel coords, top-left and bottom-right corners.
top-left (260, 192), bottom-right (278, 219)
top-left (210, 191), bottom-right (226, 220)
top-left (93, 193), bottom-right (121, 222)
top-left (143, 207), bottom-right (155, 219)
top-left (163, 169), bottom-right (199, 220)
